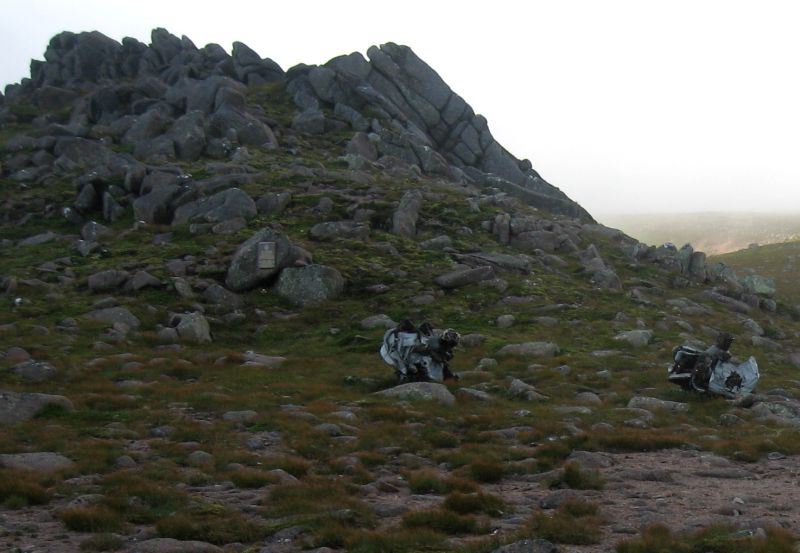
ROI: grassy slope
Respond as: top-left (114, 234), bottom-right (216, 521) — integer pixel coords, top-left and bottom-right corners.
top-left (713, 241), bottom-right (800, 305)
top-left (1, 86), bottom-right (799, 552)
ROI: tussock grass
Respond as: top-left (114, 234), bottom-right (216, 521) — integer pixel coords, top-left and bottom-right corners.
top-left (156, 503), bottom-right (267, 545)
top-left (228, 467), bottom-right (280, 489)
top-left (616, 523), bottom-right (798, 553)
top-left (0, 468), bottom-right (52, 508)
top-left (525, 500), bottom-right (602, 545)
top-left (264, 479), bottom-right (366, 519)
top-left (402, 508), bottom-right (483, 534)
top-left (60, 506), bottom-right (125, 533)
top-left (443, 491), bottom-right (507, 516)
top-left (548, 462), bottom-right (605, 490)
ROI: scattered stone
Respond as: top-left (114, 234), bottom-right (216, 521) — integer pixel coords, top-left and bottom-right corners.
top-left (0, 391), bottom-right (74, 425)
top-left (0, 452), bottom-right (74, 471)
top-left (614, 329), bottom-right (653, 348)
top-left (12, 360), bottom-right (58, 382)
top-left (628, 396), bottom-right (689, 413)
top-left (375, 382), bottom-right (455, 406)
top-left (361, 314), bottom-right (397, 330)
top-left (508, 379), bottom-right (548, 401)
top-left (131, 538), bottom-right (222, 553)
top-left (223, 410), bottom-right (258, 423)
top-left (85, 306), bottom-right (141, 329)
top-left (173, 312), bottom-right (212, 343)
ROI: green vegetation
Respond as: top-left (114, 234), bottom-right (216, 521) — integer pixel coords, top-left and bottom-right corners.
top-left (524, 500), bottom-right (603, 545)
top-left (616, 524), bottom-right (798, 553)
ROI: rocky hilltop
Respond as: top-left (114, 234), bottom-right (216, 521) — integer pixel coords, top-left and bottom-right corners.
top-left (1, 27), bottom-right (590, 222)
top-left (1, 28), bottom-right (800, 553)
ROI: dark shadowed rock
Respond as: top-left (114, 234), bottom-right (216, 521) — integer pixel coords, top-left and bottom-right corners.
top-left (256, 191), bottom-right (292, 215)
top-left (202, 283), bottom-right (243, 309)
top-left (133, 182), bottom-right (182, 224)
top-left (172, 187), bottom-right (256, 226)
top-left (167, 110), bottom-right (206, 161)
top-left (434, 266), bottom-right (494, 289)
top-left (275, 264), bottom-right (345, 306)
top-left (87, 269), bottom-right (129, 292)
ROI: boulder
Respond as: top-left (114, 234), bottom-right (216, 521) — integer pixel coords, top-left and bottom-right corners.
top-left (375, 382), bottom-right (455, 406)
top-left (87, 269), bottom-right (129, 292)
top-left (225, 229), bottom-right (298, 292)
top-left (508, 379), bottom-right (548, 401)
top-left (309, 221), bottom-right (370, 241)
top-left (741, 275), bottom-right (777, 297)
top-left (392, 190), bottom-right (423, 237)
top-left (172, 187), bottom-right (256, 226)
top-left (614, 330), bottom-right (653, 348)
top-left (202, 283), bottom-right (243, 309)
top-left (497, 342), bottom-right (560, 358)
top-left (434, 266), bottom-right (494, 289)
top-left (0, 452), bottom-right (74, 472)
top-left (0, 391), bottom-right (73, 425)
top-left (274, 264), bottom-right (345, 306)
top-left (628, 396), bottom-right (689, 413)
top-left (256, 191), bottom-right (291, 215)
top-left (12, 360), bottom-right (58, 382)
top-left (133, 182), bottom-right (182, 224)
top-left (174, 312), bottom-right (212, 343)
top-left (167, 110), bottom-right (207, 161)
top-left (85, 307), bottom-right (140, 329)
top-left (361, 314), bottom-right (397, 330)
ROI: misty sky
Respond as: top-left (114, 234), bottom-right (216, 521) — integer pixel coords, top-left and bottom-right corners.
top-left (2, 0), bottom-right (799, 216)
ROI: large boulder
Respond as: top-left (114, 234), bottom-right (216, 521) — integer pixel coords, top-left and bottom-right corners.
top-left (392, 190), bottom-right (423, 237)
top-left (225, 229), bottom-right (298, 292)
top-left (274, 264), bottom-right (345, 306)
top-left (0, 391), bottom-right (74, 425)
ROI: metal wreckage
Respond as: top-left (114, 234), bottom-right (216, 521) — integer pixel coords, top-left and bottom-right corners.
top-left (378, 321), bottom-right (759, 398)
top-left (668, 332), bottom-right (759, 398)
top-left (380, 320), bottom-right (461, 383)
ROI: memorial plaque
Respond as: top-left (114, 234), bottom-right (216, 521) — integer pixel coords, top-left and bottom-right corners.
top-left (257, 241), bottom-right (276, 269)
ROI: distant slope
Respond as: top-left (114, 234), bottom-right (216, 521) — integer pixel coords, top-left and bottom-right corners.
top-left (600, 212), bottom-right (800, 255)
top-left (713, 240), bottom-right (800, 304)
